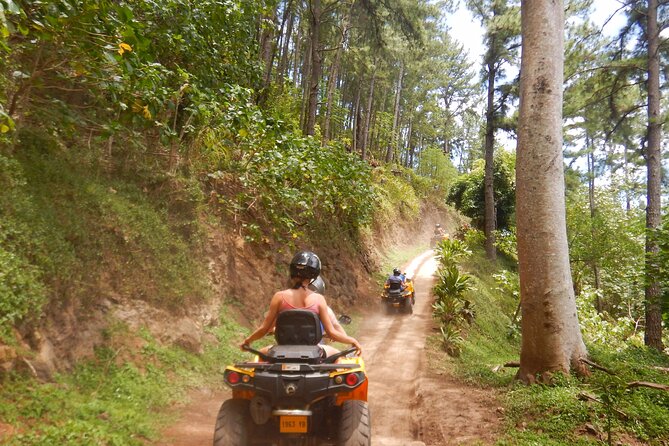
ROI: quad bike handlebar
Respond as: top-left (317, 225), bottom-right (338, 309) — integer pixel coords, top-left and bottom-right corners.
top-left (241, 344), bottom-right (273, 362)
top-left (242, 343), bottom-right (357, 364)
top-left (323, 346), bottom-right (358, 364)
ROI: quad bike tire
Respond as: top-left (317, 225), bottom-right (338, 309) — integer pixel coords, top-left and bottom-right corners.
top-left (338, 400), bottom-right (371, 446)
top-left (403, 299), bottom-right (413, 314)
top-left (213, 399), bottom-right (249, 446)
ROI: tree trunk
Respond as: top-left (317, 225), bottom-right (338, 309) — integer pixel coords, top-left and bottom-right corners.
top-left (516, 0), bottom-right (589, 383)
top-left (405, 117), bottom-right (413, 168)
top-left (484, 45), bottom-right (497, 261)
top-left (303, 0), bottom-right (322, 136)
top-left (293, 11), bottom-right (303, 88)
top-left (257, 4), bottom-right (279, 105)
top-left (361, 68), bottom-right (376, 160)
top-left (277, 0), bottom-right (295, 92)
top-left (586, 136), bottom-right (602, 312)
top-left (352, 86), bottom-right (361, 154)
top-left (644, 0), bottom-right (664, 351)
top-left (322, 3), bottom-right (352, 144)
top-left (387, 63), bottom-right (404, 163)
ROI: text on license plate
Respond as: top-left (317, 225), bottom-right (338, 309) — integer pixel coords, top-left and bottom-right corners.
top-left (280, 415), bottom-right (308, 433)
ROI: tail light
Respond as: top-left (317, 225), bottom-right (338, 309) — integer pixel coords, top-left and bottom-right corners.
top-left (345, 373), bottom-right (359, 386)
top-left (227, 371), bottom-right (241, 384)
top-left (335, 373), bottom-right (361, 386)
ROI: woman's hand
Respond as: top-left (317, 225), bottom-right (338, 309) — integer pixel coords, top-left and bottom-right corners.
top-left (240, 339), bottom-right (251, 351)
top-left (351, 338), bottom-right (362, 356)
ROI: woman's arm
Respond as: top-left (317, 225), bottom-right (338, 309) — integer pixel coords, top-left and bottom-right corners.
top-left (318, 299), bottom-right (361, 354)
top-left (242, 293), bottom-right (281, 348)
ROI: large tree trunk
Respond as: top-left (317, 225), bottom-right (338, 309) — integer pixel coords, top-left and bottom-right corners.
top-left (516, 0), bottom-right (588, 383)
top-left (484, 46), bottom-right (497, 261)
top-left (387, 63), bottom-right (404, 163)
top-left (644, 0), bottom-right (664, 351)
top-left (303, 0), bottom-right (322, 136)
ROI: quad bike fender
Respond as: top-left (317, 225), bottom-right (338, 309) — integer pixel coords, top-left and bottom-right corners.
top-left (335, 378), bottom-right (368, 405)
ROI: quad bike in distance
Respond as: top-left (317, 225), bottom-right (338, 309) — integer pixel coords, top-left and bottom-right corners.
top-left (381, 276), bottom-right (415, 314)
top-left (214, 309), bottom-right (370, 446)
top-left (430, 232), bottom-right (449, 248)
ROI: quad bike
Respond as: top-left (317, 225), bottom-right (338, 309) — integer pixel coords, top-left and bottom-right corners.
top-left (214, 309), bottom-right (370, 446)
top-left (381, 277), bottom-right (415, 314)
top-left (430, 233), bottom-right (449, 248)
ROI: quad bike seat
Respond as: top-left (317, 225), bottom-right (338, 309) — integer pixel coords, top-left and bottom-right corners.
top-left (388, 281), bottom-right (402, 291)
top-left (270, 310), bottom-right (325, 364)
top-left (274, 309), bottom-right (323, 345)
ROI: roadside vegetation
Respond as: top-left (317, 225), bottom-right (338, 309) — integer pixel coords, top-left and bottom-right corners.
top-left (432, 234), bottom-right (669, 445)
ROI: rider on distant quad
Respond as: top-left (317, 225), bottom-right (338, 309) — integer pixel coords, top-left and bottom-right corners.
top-left (434, 223), bottom-right (447, 237)
top-left (385, 267), bottom-right (406, 291)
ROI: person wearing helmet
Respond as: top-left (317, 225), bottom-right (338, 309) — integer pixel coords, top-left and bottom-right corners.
top-left (241, 251), bottom-right (362, 355)
top-left (434, 223), bottom-right (446, 237)
top-left (385, 267), bottom-right (406, 291)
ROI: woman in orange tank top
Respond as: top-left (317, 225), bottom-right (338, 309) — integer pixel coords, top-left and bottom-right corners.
top-left (241, 251), bottom-right (362, 355)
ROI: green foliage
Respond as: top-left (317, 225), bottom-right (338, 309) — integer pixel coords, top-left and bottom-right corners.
top-left (371, 167), bottom-right (422, 228)
top-left (432, 238), bottom-right (476, 354)
top-left (434, 237), bottom-right (472, 269)
top-left (447, 150), bottom-right (516, 230)
top-left (416, 146), bottom-right (459, 190)
top-left (0, 133), bottom-right (208, 331)
top-left (494, 228), bottom-right (517, 261)
top-left (566, 185), bottom-right (646, 320)
top-left (576, 287), bottom-right (644, 351)
top-left (224, 134), bottom-right (375, 242)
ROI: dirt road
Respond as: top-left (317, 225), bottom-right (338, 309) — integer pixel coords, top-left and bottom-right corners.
top-left (161, 250), bottom-right (500, 446)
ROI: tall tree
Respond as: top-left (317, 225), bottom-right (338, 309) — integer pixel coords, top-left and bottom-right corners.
top-left (468, 0), bottom-right (520, 261)
top-left (643, 0), bottom-right (663, 350)
top-left (303, 0), bottom-right (322, 136)
top-left (516, 0), bottom-right (588, 382)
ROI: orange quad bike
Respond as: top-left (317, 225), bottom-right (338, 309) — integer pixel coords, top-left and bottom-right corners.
top-left (214, 310), bottom-right (370, 446)
top-left (381, 276), bottom-right (415, 315)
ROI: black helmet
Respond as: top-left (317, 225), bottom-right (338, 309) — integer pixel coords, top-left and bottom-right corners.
top-left (393, 267), bottom-right (401, 276)
top-left (308, 275), bottom-right (325, 294)
top-left (290, 251), bottom-right (321, 280)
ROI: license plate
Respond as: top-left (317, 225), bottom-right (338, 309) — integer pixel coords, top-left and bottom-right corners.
top-left (282, 363), bottom-right (300, 371)
top-left (280, 416), bottom-right (308, 433)
top-left (393, 303), bottom-right (400, 307)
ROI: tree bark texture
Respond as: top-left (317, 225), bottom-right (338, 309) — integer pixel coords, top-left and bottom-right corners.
top-left (644, 0), bottom-right (664, 351)
top-left (516, 0), bottom-right (588, 383)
